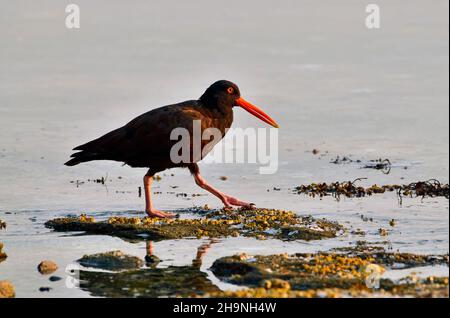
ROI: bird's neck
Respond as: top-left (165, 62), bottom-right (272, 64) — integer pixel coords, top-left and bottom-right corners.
top-left (199, 97), bottom-right (233, 118)
top-left (197, 99), bottom-right (234, 131)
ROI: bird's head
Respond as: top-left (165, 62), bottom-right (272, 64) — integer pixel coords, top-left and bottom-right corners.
top-left (200, 80), bottom-right (279, 128)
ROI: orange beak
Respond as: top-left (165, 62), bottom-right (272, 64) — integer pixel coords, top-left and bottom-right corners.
top-left (235, 97), bottom-right (279, 128)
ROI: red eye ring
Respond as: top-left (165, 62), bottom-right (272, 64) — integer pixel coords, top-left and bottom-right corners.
top-left (227, 87), bottom-right (234, 94)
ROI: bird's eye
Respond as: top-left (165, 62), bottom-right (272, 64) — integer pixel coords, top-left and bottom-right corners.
top-left (227, 87), bottom-right (234, 94)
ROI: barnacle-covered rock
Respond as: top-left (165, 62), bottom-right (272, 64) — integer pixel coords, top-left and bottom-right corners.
top-left (45, 208), bottom-right (344, 242)
top-left (211, 249), bottom-right (449, 296)
top-left (203, 276), bottom-right (449, 298)
top-left (78, 265), bottom-right (220, 298)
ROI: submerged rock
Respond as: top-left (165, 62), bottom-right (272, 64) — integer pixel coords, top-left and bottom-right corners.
top-left (79, 265), bottom-right (220, 298)
top-left (0, 281), bottom-right (15, 298)
top-left (37, 260), bottom-right (58, 275)
top-left (78, 250), bottom-right (144, 271)
top-left (45, 208), bottom-right (344, 242)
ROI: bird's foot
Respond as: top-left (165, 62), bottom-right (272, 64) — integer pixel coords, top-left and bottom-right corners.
top-left (222, 195), bottom-right (255, 209)
top-left (146, 209), bottom-right (176, 218)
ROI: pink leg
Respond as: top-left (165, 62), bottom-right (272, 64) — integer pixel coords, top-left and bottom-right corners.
top-left (192, 172), bottom-right (253, 209)
top-left (144, 175), bottom-right (175, 218)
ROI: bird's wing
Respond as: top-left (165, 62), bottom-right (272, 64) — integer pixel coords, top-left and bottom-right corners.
top-left (72, 101), bottom-right (210, 162)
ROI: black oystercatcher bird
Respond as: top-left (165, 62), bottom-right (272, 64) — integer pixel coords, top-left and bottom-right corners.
top-left (65, 80), bottom-right (278, 218)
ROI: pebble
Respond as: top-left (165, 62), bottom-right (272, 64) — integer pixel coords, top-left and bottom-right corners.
top-left (38, 260), bottom-right (58, 275)
top-left (0, 281), bottom-right (15, 298)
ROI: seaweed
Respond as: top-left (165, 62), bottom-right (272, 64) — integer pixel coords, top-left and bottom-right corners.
top-left (293, 179), bottom-right (449, 203)
top-left (362, 159), bottom-right (392, 174)
top-left (329, 156), bottom-right (356, 165)
top-left (329, 156), bottom-right (412, 174)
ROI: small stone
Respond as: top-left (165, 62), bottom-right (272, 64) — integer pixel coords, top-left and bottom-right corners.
top-left (219, 176), bottom-right (228, 181)
top-left (0, 281), bottom-right (15, 298)
top-left (39, 287), bottom-right (52, 292)
top-left (389, 219), bottom-right (396, 227)
top-left (38, 260), bottom-right (58, 275)
top-left (49, 276), bottom-right (63, 282)
top-left (312, 149), bottom-right (320, 155)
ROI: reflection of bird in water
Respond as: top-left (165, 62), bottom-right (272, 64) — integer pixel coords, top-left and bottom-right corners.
top-left (144, 240), bottom-right (160, 267)
top-left (192, 240), bottom-right (215, 268)
top-left (79, 240), bottom-right (220, 297)
top-left (144, 240), bottom-right (216, 268)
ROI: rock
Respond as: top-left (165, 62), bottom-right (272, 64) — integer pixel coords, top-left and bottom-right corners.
top-left (0, 242), bottom-right (7, 262)
top-left (38, 260), bottom-right (58, 275)
top-left (78, 250), bottom-right (144, 271)
top-left (0, 219), bottom-right (6, 230)
top-left (45, 208), bottom-right (344, 242)
top-left (211, 250), bottom-right (449, 298)
top-left (144, 254), bottom-right (160, 266)
top-left (0, 281), bottom-right (15, 298)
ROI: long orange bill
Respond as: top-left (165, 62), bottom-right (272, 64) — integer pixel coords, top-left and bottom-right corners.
top-left (235, 97), bottom-right (279, 128)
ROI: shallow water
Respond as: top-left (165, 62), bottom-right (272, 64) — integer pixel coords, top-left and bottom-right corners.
top-left (0, 0), bottom-right (448, 297)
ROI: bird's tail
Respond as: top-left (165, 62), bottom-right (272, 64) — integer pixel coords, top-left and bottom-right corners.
top-left (64, 151), bottom-right (101, 166)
